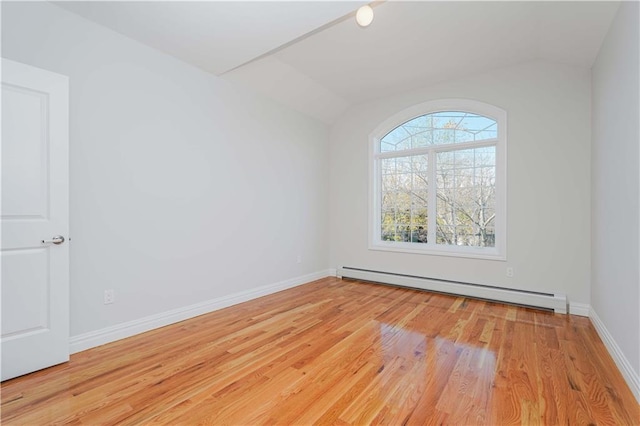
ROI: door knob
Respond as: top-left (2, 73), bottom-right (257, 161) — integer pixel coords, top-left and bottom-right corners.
top-left (42, 235), bottom-right (65, 245)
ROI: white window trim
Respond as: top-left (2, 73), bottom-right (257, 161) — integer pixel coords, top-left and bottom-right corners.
top-left (368, 99), bottom-right (507, 261)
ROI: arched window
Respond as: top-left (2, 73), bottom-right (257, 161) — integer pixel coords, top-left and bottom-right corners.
top-left (370, 99), bottom-right (506, 259)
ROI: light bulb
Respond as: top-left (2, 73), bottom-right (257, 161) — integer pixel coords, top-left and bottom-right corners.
top-left (356, 5), bottom-right (374, 28)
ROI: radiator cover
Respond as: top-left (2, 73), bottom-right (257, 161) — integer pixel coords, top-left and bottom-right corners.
top-left (337, 267), bottom-right (568, 314)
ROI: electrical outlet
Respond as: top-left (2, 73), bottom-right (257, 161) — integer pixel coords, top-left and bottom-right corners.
top-left (104, 289), bottom-right (115, 304)
top-left (506, 267), bottom-right (514, 278)
top-left (296, 255), bottom-right (302, 264)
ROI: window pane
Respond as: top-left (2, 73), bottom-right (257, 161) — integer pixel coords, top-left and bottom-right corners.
top-left (379, 154), bottom-right (428, 243)
top-left (435, 146), bottom-right (496, 247)
top-left (436, 224), bottom-right (455, 245)
top-left (380, 112), bottom-right (497, 152)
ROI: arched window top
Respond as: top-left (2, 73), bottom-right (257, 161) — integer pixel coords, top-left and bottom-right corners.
top-left (381, 111), bottom-right (497, 153)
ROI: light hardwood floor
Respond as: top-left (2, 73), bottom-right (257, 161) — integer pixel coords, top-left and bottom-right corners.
top-left (2, 277), bottom-right (638, 425)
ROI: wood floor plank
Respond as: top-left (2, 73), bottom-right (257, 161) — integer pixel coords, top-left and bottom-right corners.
top-left (2, 277), bottom-right (638, 425)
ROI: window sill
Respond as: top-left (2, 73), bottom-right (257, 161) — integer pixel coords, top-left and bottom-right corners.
top-left (368, 242), bottom-right (506, 261)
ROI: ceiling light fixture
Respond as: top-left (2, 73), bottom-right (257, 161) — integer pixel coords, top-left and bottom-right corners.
top-left (356, 5), bottom-right (374, 28)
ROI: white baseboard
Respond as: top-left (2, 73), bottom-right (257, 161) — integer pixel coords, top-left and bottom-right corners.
top-left (569, 302), bottom-right (590, 317)
top-left (69, 269), bottom-right (333, 354)
top-left (589, 307), bottom-right (640, 403)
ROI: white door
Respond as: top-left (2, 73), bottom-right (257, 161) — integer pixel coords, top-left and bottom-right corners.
top-left (1, 58), bottom-right (69, 381)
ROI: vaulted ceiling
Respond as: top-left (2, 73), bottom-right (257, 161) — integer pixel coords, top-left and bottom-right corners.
top-left (56, 1), bottom-right (620, 124)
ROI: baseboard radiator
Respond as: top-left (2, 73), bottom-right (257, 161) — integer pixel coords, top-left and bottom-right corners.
top-left (337, 267), bottom-right (568, 314)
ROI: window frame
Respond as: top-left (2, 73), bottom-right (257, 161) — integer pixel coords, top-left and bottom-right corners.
top-left (369, 99), bottom-right (507, 260)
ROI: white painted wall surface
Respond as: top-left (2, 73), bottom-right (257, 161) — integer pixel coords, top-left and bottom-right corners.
top-left (2, 2), bottom-right (330, 337)
top-left (329, 61), bottom-right (592, 305)
top-left (591, 1), bottom-right (640, 397)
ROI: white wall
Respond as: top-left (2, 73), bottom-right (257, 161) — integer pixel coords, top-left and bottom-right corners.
top-left (591, 1), bottom-right (640, 400)
top-left (329, 61), bottom-right (592, 306)
top-left (2, 2), bottom-right (330, 337)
